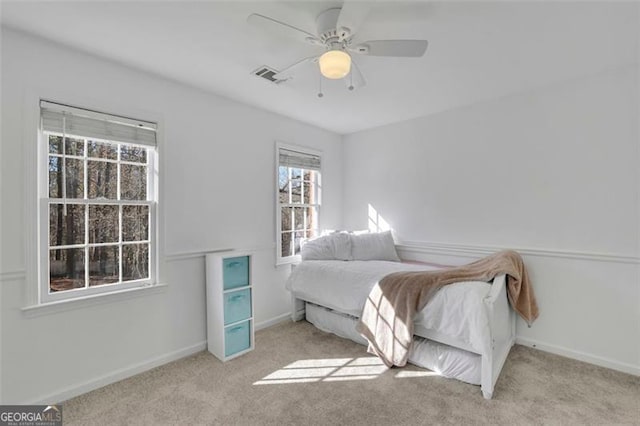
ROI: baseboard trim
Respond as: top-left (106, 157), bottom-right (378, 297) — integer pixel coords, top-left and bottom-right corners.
top-left (515, 337), bottom-right (639, 376)
top-left (28, 341), bottom-right (207, 405)
top-left (255, 312), bottom-right (290, 331)
top-left (397, 241), bottom-right (639, 264)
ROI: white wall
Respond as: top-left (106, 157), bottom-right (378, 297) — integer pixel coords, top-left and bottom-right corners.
top-left (0, 28), bottom-right (343, 403)
top-left (343, 64), bottom-right (640, 374)
top-left (1, 22), bottom-right (638, 406)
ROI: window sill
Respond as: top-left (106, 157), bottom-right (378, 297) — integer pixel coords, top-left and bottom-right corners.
top-left (22, 283), bottom-right (168, 318)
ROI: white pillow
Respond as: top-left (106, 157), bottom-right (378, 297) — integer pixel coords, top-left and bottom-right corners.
top-left (300, 233), bottom-right (352, 261)
top-left (350, 231), bottom-right (401, 262)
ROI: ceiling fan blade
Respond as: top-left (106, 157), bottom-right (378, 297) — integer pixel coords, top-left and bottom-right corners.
top-left (346, 59), bottom-right (366, 91)
top-left (247, 13), bottom-right (321, 45)
top-left (336, 1), bottom-right (371, 37)
top-left (350, 40), bottom-right (428, 57)
top-left (273, 55), bottom-right (319, 80)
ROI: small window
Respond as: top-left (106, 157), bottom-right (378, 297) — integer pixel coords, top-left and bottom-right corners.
top-left (276, 144), bottom-right (321, 264)
top-left (40, 101), bottom-right (158, 302)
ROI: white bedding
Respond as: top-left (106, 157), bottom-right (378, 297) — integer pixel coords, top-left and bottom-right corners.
top-left (305, 302), bottom-right (482, 385)
top-left (286, 260), bottom-right (493, 354)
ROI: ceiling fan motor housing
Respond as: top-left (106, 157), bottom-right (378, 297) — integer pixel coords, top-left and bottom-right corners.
top-left (316, 7), bottom-right (351, 44)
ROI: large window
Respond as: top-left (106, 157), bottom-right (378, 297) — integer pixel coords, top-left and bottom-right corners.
top-left (276, 144), bottom-right (321, 263)
top-left (40, 101), bottom-right (158, 302)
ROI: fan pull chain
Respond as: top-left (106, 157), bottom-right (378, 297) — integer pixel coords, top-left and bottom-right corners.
top-left (317, 72), bottom-right (324, 98)
top-left (348, 69), bottom-right (354, 91)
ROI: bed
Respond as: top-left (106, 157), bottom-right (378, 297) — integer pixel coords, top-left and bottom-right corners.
top-left (286, 258), bottom-right (516, 399)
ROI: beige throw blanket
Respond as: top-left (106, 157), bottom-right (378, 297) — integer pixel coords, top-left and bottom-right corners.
top-left (356, 250), bottom-right (538, 367)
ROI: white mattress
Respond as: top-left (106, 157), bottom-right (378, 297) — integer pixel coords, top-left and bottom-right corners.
top-left (286, 260), bottom-right (492, 354)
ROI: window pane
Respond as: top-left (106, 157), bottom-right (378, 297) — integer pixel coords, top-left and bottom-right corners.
top-left (278, 166), bottom-right (290, 203)
top-left (65, 137), bottom-right (85, 156)
top-left (49, 203), bottom-right (85, 246)
top-left (122, 243), bottom-right (149, 281)
top-left (89, 205), bottom-right (119, 243)
top-left (279, 184), bottom-right (290, 203)
top-left (305, 207), bottom-right (318, 231)
top-left (87, 160), bottom-right (117, 199)
top-left (121, 164), bottom-right (147, 200)
top-left (290, 179), bottom-right (302, 203)
top-left (87, 140), bottom-right (117, 160)
top-left (89, 245), bottom-right (119, 286)
top-left (49, 156), bottom-right (62, 198)
top-left (281, 232), bottom-right (293, 258)
top-left (65, 158), bottom-right (84, 198)
top-left (123, 205), bottom-right (149, 242)
top-left (281, 207), bottom-right (293, 234)
top-left (282, 207), bottom-right (314, 234)
top-left (48, 135), bottom-right (62, 154)
top-left (49, 248), bottom-right (85, 292)
top-left (49, 136), bottom-right (85, 156)
top-left (121, 145), bottom-right (147, 163)
top-left (290, 168), bottom-right (302, 180)
top-left (294, 207), bottom-right (306, 230)
top-left (280, 217), bottom-right (308, 257)
top-left (303, 179), bottom-right (317, 204)
top-left (278, 166), bottom-right (288, 188)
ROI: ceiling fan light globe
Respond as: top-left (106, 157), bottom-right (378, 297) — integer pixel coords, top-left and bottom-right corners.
top-left (319, 50), bottom-right (351, 79)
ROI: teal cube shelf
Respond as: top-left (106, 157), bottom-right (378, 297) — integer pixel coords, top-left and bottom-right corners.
top-left (223, 256), bottom-right (249, 290)
top-left (206, 251), bottom-right (255, 362)
top-left (224, 288), bottom-right (252, 325)
top-left (224, 320), bottom-right (251, 358)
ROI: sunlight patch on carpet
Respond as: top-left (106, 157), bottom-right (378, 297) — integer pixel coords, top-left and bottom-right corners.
top-left (254, 356), bottom-right (437, 385)
top-left (254, 357), bottom-right (386, 385)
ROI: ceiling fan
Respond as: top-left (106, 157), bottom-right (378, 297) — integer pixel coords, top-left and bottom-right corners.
top-left (247, 2), bottom-right (428, 96)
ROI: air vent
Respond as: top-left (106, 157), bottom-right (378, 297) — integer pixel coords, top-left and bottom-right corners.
top-left (252, 66), bottom-right (286, 84)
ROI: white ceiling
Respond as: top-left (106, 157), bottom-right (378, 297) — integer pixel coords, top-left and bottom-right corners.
top-left (2, 1), bottom-right (638, 134)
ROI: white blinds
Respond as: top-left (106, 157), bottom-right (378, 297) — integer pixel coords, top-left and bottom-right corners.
top-left (40, 101), bottom-right (157, 146)
top-left (279, 148), bottom-right (321, 171)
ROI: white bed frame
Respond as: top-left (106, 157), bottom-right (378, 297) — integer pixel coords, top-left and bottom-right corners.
top-left (291, 274), bottom-right (516, 399)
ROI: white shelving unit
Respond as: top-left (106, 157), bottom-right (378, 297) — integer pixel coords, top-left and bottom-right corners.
top-left (206, 251), bottom-right (255, 361)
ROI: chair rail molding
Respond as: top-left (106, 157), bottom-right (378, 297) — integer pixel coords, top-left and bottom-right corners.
top-left (165, 243), bottom-right (277, 263)
top-left (0, 270), bottom-right (27, 282)
top-left (396, 241), bottom-right (640, 264)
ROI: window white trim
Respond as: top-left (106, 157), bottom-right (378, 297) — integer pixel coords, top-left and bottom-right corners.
top-left (24, 91), bottom-right (163, 307)
top-left (40, 133), bottom-right (157, 304)
top-left (22, 282), bottom-right (168, 318)
top-left (275, 141), bottom-right (322, 265)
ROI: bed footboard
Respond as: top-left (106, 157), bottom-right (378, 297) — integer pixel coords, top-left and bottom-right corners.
top-left (480, 274), bottom-right (516, 399)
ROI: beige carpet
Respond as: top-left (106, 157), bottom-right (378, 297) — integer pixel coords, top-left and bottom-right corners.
top-left (64, 321), bottom-right (639, 425)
